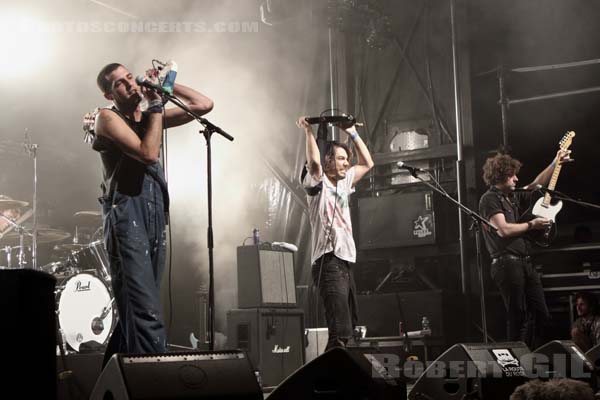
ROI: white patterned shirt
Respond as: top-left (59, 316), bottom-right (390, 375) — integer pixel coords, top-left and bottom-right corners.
top-left (303, 167), bottom-right (356, 265)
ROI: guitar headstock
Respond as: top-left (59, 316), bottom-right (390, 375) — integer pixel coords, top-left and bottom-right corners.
top-left (559, 130), bottom-right (575, 151)
top-left (82, 108), bottom-right (101, 143)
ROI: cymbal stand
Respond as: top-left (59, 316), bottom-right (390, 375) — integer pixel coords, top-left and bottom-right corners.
top-left (0, 214), bottom-right (13, 268)
top-left (24, 138), bottom-right (39, 270)
top-left (0, 214), bottom-right (29, 269)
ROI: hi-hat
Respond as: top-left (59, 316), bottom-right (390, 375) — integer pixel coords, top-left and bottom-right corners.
top-left (53, 243), bottom-right (88, 252)
top-left (73, 211), bottom-right (102, 225)
top-left (0, 199), bottom-right (28, 211)
top-left (0, 228), bottom-right (71, 245)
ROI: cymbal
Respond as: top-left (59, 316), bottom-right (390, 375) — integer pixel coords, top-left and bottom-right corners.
top-left (73, 210), bottom-right (102, 225)
top-left (0, 228), bottom-right (71, 245)
top-left (53, 243), bottom-right (88, 252)
top-left (0, 199), bottom-right (28, 211)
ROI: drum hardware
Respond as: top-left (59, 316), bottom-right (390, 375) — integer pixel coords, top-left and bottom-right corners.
top-left (73, 210), bottom-right (102, 227)
top-left (0, 209), bottom-right (34, 269)
top-left (53, 243), bottom-right (88, 252)
top-left (91, 297), bottom-right (115, 335)
top-left (65, 240), bottom-right (110, 282)
top-left (0, 227), bottom-right (71, 245)
top-left (41, 261), bottom-right (79, 279)
top-left (23, 133), bottom-right (40, 270)
top-left (0, 245), bottom-right (33, 269)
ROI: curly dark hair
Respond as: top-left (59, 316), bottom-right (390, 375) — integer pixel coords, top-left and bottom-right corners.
top-left (510, 378), bottom-right (594, 400)
top-left (96, 63), bottom-right (124, 94)
top-left (482, 153), bottom-right (522, 186)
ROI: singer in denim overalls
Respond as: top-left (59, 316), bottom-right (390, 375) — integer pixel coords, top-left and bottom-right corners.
top-left (92, 63), bottom-right (213, 364)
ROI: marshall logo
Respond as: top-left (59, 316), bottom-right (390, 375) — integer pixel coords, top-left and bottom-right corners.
top-left (272, 345), bottom-right (291, 354)
top-left (75, 280), bottom-right (91, 292)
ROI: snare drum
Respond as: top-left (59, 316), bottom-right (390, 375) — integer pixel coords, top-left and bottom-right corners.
top-left (56, 273), bottom-right (114, 352)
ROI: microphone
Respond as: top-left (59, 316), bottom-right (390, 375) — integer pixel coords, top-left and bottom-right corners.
top-left (135, 76), bottom-right (171, 95)
top-left (535, 185), bottom-right (561, 195)
top-left (396, 161), bottom-right (428, 174)
top-left (513, 184), bottom-right (543, 192)
top-left (304, 115), bottom-right (363, 127)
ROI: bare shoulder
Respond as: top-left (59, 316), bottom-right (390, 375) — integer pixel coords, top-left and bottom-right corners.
top-left (95, 108), bottom-right (127, 138)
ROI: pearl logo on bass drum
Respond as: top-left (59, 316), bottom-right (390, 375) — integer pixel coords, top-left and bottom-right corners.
top-left (75, 279), bottom-right (92, 292)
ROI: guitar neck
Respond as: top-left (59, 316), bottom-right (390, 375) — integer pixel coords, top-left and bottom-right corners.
top-left (543, 158), bottom-right (562, 206)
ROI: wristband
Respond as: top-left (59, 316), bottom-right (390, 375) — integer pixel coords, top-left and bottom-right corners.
top-left (350, 132), bottom-right (359, 140)
top-left (146, 99), bottom-right (164, 114)
top-left (148, 99), bottom-right (163, 108)
top-left (147, 106), bottom-right (163, 114)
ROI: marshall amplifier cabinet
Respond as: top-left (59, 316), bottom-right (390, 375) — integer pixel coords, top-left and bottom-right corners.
top-left (237, 245), bottom-right (297, 308)
top-left (227, 308), bottom-right (305, 387)
top-left (358, 190), bottom-right (443, 250)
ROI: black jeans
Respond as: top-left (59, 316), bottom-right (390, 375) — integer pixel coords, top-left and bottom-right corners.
top-left (312, 253), bottom-right (358, 351)
top-left (101, 173), bottom-right (167, 365)
top-left (491, 255), bottom-right (549, 349)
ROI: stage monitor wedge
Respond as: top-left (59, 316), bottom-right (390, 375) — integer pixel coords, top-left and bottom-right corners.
top-left (409, 342), bottom-right (532, 400)
top-left (90, 350), bottom-right (262, 400)
top-left (268, 346), bottom-right (407, 400)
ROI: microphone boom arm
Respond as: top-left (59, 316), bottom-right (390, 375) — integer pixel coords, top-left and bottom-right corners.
top-left (163, 92), bottom-right (234, 141)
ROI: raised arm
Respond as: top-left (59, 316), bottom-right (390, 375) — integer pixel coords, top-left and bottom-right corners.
top-left (339, 125), bottom-right (374, 186)
top-left (523, 149), bottom-right (573, 189)
top-left (164, 83), bottom-right (214, 128)
top-left (298, 116), bottom-right (322, 178)
top-left (96, 87), bottom-right (164, 165)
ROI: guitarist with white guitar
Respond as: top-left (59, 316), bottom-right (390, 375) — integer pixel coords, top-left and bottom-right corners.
top-left (479, 135), bottom-right (573, 349)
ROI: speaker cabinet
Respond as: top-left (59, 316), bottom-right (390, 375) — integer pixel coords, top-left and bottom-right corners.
top-left (237, 245), bottom-right (297, 308)
top-left (533, 340), bottom-right (596, 387)
top-left (1, 270), bottom-right (56, 399)
top-left (89, 350), bottom-right (262, 400)
top-left (409, 342), bottom-right (532, 400)
top-left (268, 346), bottom-right (407, 400)
top-left (585, 342), bottom-right (600, 370)
top-left (227, 308), bottom-right (305, 387)
top-left (358, 191), bottom-right (436, 249)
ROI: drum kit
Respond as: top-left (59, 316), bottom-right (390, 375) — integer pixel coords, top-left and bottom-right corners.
top-left (0, 198), bottom-right (115, 353)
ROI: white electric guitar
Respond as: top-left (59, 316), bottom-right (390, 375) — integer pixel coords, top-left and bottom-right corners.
top-left (528, 130), bottom-right (575, 246)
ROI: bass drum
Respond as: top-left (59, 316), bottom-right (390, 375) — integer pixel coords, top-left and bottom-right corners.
top-left (56, 273), bottom-right (115, 352)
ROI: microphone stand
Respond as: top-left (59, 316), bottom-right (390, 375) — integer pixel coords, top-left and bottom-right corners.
top-left (24, 138), bottom-right (39, 270)
top-left (159, 90), bottom-right (233, 352)
top-left (536, 187), bottom-right (600, 211)
top-left (406, 167), bottom-right (497, 343)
